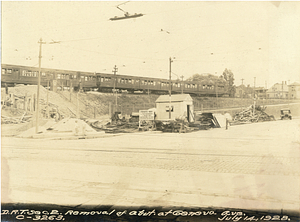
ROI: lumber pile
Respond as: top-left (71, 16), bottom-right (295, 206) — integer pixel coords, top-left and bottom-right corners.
top-left (1, 112), bottom-right (32, 124)
top-left (232, 105), bottom-right (275, 124)
top-left (194, 112), bottom-right (215, 129)
top-left (155, 118), bottom-right (194, 133)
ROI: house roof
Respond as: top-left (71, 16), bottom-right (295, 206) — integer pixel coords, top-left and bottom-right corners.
top-left (156, 94), bottom-right (193, 103)
top-left (289, 82), bottom-right (300, 86)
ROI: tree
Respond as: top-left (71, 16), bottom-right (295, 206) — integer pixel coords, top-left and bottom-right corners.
top-left (221, 68), bottom-right (235, 97)
top-left (186, 73), bottom-right (220, 82)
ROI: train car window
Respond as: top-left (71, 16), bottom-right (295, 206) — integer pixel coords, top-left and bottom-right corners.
top-left (42, 72), bottom-right (46, 76)
top-left (7, 69), bottom-right (12, 74)
top-left (85, 76), bottom-right (88, 81)
top-left (141, 80), bottom-right (145, 85)
top-left (33, 72), bottom-right (37, 77)
top-left (27, 71), bottom-right (32, 77)
top-left (2, 68), bottom-right (6, 75)
top-left (100, 77), bottom-right (104, 82)
top-left (125, 79), bottom-right (128, 83)
top-left (136, 79), bottom-right (139, 84)
top-left (153, 81), bottom-right (156, 86)
top-left (57, 74), bottom-right (61, 79)
top-left (128, 79), bottom-right (132, 84)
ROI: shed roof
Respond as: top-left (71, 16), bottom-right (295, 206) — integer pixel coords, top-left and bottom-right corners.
top-left (155, 94), bottom-right (193, 103)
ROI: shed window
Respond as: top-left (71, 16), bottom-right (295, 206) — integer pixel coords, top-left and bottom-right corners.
top-left (165, 106), bottom-right (174, 112)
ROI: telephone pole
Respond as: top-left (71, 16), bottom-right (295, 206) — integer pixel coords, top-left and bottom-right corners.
top-left (180, 75), bottom-right (184, 94)
top-left (253, 77), bottom-right (256, 98)
top-left (35, 38), bottom-right (59, 134)
top-left (169, 57), bottom-right (173, 119)
top-left (112, 65), bottom-right (118, 111)
top-left (36, 38), bottom-right (46, 134)
top-left (112, 65), bottom-right (118, 91)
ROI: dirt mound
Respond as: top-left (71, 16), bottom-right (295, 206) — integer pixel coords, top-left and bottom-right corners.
top-left (6, 85), bottom-right (78, 118)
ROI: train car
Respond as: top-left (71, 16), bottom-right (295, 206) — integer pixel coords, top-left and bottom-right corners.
top-left (1, 64), bottom-right (50, 87)
top-left (76, 71), bottom-right (97, 91)
top-left (2, 64), bottom-right (228, 96)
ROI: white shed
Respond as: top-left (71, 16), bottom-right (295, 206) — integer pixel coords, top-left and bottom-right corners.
top-left (155, 94), bottom-right (194, 122)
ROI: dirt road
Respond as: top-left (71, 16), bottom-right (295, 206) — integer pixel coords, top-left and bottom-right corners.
top-left (1, 119), bottom-right (300, 212)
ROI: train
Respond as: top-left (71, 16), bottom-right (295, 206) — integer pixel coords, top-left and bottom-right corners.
top-left (1, 64), bottom-right (228, 96)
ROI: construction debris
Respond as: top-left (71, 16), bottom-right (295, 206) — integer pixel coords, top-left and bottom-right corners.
top-left (1, 114), bottom-right (32, 124)
top-left (194, 112), bottom-right (216, 130)
top-left (18, 118), bottom-right (104, 139)
top-left (155, 117), bottom-right (195, 133)
top-left (232, 105), bottom-right (275, 124)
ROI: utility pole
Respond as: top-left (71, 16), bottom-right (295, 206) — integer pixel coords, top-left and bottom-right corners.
top-left (241, 78), bottom-right (244, 85)
top-left (180, 75), bottom-right (184, 94)
top-left (253, 77), bottom-right (256, 98)
top-left (112, 65), bottom-right (118, 91)
top-left (253, 77), bottom-right (256, 116)
top-left (282, 81), bottom-right (284, 99)
top-left (215, 72), bottom-right (218, 107)
top-left (265, 81), bottom-right (267, 99)
top-left (112, 65), bottom-right (118, 112)
top-left (35, 38), bottom-right (46, 134)
top-left (169, 57), bottom-right (173, 119)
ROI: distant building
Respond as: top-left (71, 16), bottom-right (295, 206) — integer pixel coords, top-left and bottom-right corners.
top-left (253, 87), bottom-right (267, 98)
top-left (235, 84), bottom-right (253, 98)
top-left (288, 82), bottom-right (300, 99)
top-left (266, 82), bottom-right (289, 99)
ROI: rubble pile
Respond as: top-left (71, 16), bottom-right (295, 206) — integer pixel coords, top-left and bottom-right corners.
top-left (155, 118), bottom-right (195, 133)
top-left (232, 105), bottom-right (275, 124)
top-left (1, 113), bottom-right (32, 124)
top-left (194, 112), bottom-right (215, 130)
top-left (89, 111), bottom-right (158, 133)
top-left (1, 107), bottom-right (32, 124)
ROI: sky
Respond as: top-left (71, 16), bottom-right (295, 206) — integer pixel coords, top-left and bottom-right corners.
top-left (1, 1), bottom-right (300, 88)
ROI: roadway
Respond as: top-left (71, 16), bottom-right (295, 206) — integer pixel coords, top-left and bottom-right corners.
top-left (1, 118), bottom-right (300, 212)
